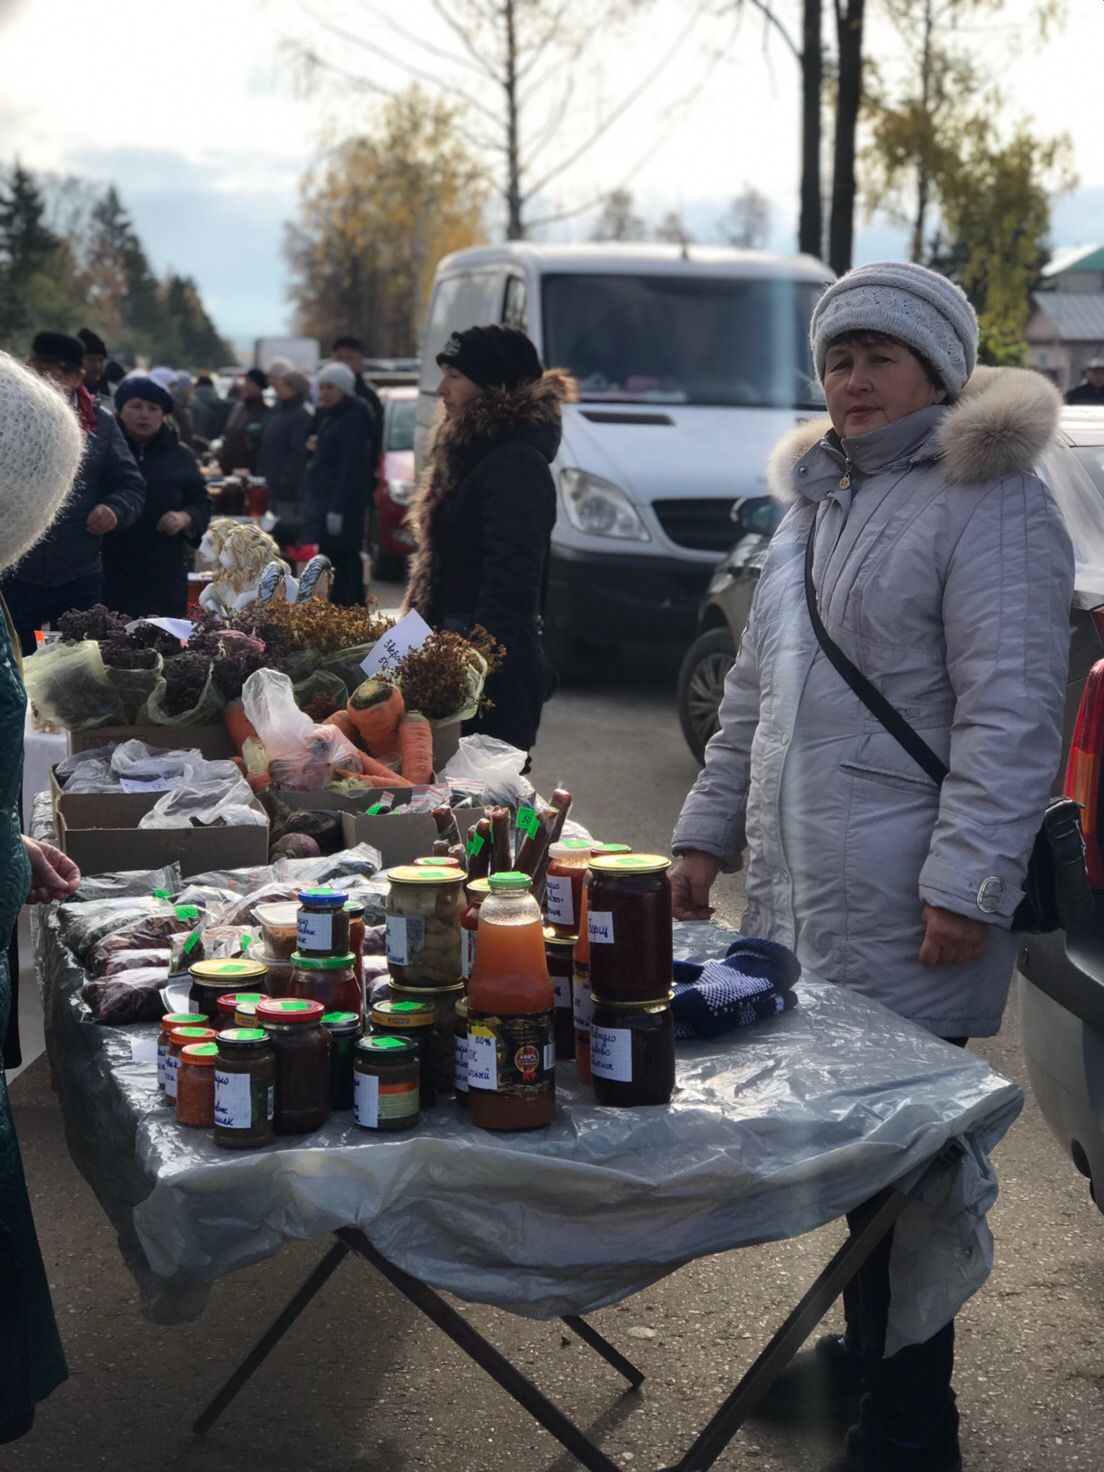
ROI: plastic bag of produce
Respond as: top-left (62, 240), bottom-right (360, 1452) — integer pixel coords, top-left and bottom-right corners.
top-left (442, 735), bottom-right (533, 808)
top-left (62, 759), bottom-right (120, 794)
top-left (172, 883), bottom-right (240, 916)
top-left (169, 924), bottom-right (256, 970)
top-left (183, 865), bottom-right (275, 897)
top-left (217, 881), bottom-right (300, 928)
top-left (242, 668), bottom-right (361, 789)
top-left (137, 775), bottom-right (266, 829)
top-left (59, 896), bottom-right (177, 958)
top-left (291, 668), bottom-right (349, 715)
top-left (24, 641), bottom-right (125, 730)
top-left (54, 745), bottom-right (118, 784)
top-left (72, 864), bottom-right (183, 904)
top-left (82, 967), bottom-right (170, 1024)
top-left (111, 740), bottom-right (202, 781)
top-left (103, 650), bottom-right (164, 724)
top-left (141, 655), bottom-right (223, 726)
top-left (272, 843), bottom-right (384, 886)
top-left (96, 949), bottom-right (174, 978)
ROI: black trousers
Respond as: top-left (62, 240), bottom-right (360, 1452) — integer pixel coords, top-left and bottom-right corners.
top-left (318, 543), bottom-right (365, 607)
top-left (1, 573), bottom-right (104, 658)
top-left (842, 1036), bottom-right (967, 1440)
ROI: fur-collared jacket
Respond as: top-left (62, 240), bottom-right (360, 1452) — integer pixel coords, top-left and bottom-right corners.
top-left (673, 367), bottom-right (1075, 1038)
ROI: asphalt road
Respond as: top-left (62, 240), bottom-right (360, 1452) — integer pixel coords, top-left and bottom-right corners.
top-left (7, 621), bottom-right (1104, 1472)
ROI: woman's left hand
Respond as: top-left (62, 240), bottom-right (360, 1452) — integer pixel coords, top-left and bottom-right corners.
top-left (157, 510), bottom-right (192, 535)
top-left (919, 903), bottom-right (989, 966)
top-left (23, 837), bottom-right (81, 905)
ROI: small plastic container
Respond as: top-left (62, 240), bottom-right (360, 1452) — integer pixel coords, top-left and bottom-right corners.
top-left (254, 902), bottom-right (301, 962)
top-left (296, 889), bottom-right (351, 958)
top-left (176, 1042), bottom-right (219, 1127)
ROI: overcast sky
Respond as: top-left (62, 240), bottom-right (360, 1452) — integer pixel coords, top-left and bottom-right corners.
top-left (2, 0), bottom-right (1101, 349)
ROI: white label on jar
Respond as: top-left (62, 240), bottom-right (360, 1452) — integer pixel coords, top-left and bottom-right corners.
top-left (552, 972), bottom-right (571, 1009)
top-left (214, 1069), bottom-right (252, 1129)
top-left (544, 1041), bottom-right (556, 1071)
top-left (467, 1025), bottom-right (498, 1091)
top-left (545, 874), bottom-right (574, 927)
top-left (461, 928), bottom-right (476, 981)
top-left (590, 1024), bottom-right (633, 1082)
top-left (165, 1053), bottom-right (181, 1100)
top-left (266, 1085), bottom-right (275, 1122)
top-left (188, 997), bottom-right (202, 1014)
top-left (454, 1034), bottom-right (469, 1092)
top-left (355, 1070), bottom-right (380, 1128)
top-left (157, 1041), bottom-right (170, 1087)
top-left (588, 911), bottom-right (615, 944)
top-left (573, 975), bottom-right (593, 1030)
top-left (386, 916), bottom-right (408, 965)
top-left (297, 910), bottom-right (333, 951)
top-left (130, 1036), bottom-right (158, 1066)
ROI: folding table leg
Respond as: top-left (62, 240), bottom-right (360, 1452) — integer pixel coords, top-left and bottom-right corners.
top-left (337, 1228), bottom-right (624, 1472)
top-left (193, 1238), bottom-right (352, 1438)
top-left (668, 1183), bottom-right (913, 1472)
top-left (562, 1314), bottom-right (646, 1388)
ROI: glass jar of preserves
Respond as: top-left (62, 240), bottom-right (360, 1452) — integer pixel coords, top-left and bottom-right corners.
top-left (188, 958), bottom-right (269, 1018)
top-left (286, 952), bottom-right (361, 1018)
top-left (296, 889), bottom-right (350, 958)
top-left (544, 839), bottom-right (593, 937)
top-left (215, 991), bottom-right (269, 1027)
top-left (214, 1028), bottom-right (276, 1149)
top-left (586, 855), bottom-right (673, 1004)
top-left (345, 901), bottom-right (366, 990)
top-left (573, 888), bottom-right (592, 1084)
top-left (234, 998), bottom-right (265, 1027)
top-left (413, 855), bottom-right (461, 869)
top-left (256, 997), bottom-right (331, 1136)
top-left (323, 1011), bottom-right (361, 1110)
top-left (177, 1041), bottom-right (219, 1127)
top-left (589, 996), bottom-right (675, 1107)
top-left (544, 929), bottom-right (577, 1061)
top-left (591, 843), bottom-right (632, 857)
top-left (454, 996), bottom-right (469, 1110)
top-left (461, 877), bottom-right (491, 983)
top-left (467, 873), bottom-right (555, 1133)
top-left (165, 1025), bottom-right (216, 1102)
top-left (369, 998), bottom-right (441, 1108)
top-left (158, 1012), bottom-right (202, 1092)
top-left (354, 1036), bottom-right (420, 1132)
top-left (385, 865), bottom-right (466, 987)
top-left (386, 981), bottom-right (463, 1095)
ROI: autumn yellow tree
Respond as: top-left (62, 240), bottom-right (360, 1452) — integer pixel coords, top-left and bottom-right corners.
top-left (285, 86), bottom-right (488, 356)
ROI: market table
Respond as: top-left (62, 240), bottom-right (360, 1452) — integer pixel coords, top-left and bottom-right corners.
top-left (31, 889), bottom-right (1023, 1471)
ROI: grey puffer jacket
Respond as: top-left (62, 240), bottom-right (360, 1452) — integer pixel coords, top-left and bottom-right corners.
top-left (673, 367), bottom-right (1075, 1038)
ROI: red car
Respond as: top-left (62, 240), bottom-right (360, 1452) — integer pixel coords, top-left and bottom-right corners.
top-left (370, 387), bottom-right (418, 580)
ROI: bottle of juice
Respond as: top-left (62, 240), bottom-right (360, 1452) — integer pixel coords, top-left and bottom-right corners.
top-left (467, 872), bottom-right (555, 1131)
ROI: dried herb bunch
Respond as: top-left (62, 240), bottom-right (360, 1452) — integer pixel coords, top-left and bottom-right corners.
top-left (235, 600), bottom-right (393, 654)
top-left (99, 640), bottom-right (160, 671)
top-left (210, 645), bottom-right (267, 702)
top-left (382, 626), bottom-right (504, 720)
top-left (161, 652), bottom-right (212, 716)
top-left (56, 605), bottom-right (129, 643)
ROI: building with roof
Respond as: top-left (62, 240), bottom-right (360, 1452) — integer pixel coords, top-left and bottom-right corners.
top-left (1026, 246), bottom-right (1104, 390)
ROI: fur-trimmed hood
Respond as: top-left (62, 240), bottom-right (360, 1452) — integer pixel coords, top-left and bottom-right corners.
top-left (767, 365), bottom-right (1062, 506)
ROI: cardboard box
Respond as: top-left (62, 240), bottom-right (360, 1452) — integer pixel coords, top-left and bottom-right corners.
top-left (334, 794), bottom-right (487, 868)
top-left (66, 724), bottom-right (235, 759)
top-left (431, 721), bottom-right (461, 770)
top-left (56, 793), bottom-right (269, 878)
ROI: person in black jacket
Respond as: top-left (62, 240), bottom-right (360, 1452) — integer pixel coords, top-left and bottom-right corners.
top-left (1, 331), bottom-right (146, 655)
top-left (1065, 357), bottom-right (1104, 406)
top-left (405, 325), bottom-right (574, 756)
top-left (258, 369), bottom-right (314, 548)
top-left (305, 362), bottom-right (373, 605)
top-left (102, 376), bottom-right (213, 618)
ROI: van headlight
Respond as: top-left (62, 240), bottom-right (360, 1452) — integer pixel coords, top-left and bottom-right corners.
top-left (560, 468), bottom-right (650, 541)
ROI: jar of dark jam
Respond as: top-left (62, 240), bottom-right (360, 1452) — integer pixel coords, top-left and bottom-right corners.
top-left (287, 952), bottom-right (361, 1018)
top-left (454, 996), bottom-right (469, 1110)
top-left (586, 855), bottom-right (673, 1004)
top-left (354, 1036), bottom-right (420, 1131)
top-left (544, 928), bottom-right (577, 1060)
top-left (214, 1028), bottom-right (276, 1149)
top-left (369, 998), bottom-right (440, 1108)
top-left (323, 1011), bottom-right (361, 1110)
top-left (296, 890), bottom-right (350, 958)
top-left (589, 995), bottom-right (675, 1107)
top-left (256, 997), bottom-right (331, 1135)
top-left (188, 958), bottom-right (269, 1018)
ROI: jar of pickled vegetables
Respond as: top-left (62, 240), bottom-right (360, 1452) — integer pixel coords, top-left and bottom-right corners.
top-left (586, 854), bottom-right (673, 1004)
top-left (385, 865), bottom-right (466, 987)
top-left (544, 839), bottom-right (593, 937)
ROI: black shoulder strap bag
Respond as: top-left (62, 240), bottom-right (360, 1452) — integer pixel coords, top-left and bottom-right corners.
top-left (803, 526), bottom-right (1090, 934)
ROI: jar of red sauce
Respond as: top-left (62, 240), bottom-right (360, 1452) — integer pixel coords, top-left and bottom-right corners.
top-left (165, 1025), bottom-right (216, 1103)
top-left (286, 952), bottom-right (361, 1018)
top-left (158, 1012), bottom-right (203, 1092)
top-left (461, 877), bottom-right (491, 983)
top-left (586, 854), bottom-right (673, 1004)
top-left (177, 1042), bottom-right (219, 1127)
top-left (544, 839), bottom-right (593, 937)
top-left (544, 928), bottom-right (577, 1060)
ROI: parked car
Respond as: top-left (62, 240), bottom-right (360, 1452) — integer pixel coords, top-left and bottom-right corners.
top-left (415, 243), bottom-right (832, 648)
top-left (370, 386), bottom-right (418, 581)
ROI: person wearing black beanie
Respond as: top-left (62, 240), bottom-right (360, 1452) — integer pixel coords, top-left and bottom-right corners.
top-left (77, 328), bottom-right (110, 402)
top-left (404, 325), bottom-right (576, 758)
top-left (218, 367), bottom-right (271, 475)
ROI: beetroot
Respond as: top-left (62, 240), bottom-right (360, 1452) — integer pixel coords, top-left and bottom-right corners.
top-left (270, 833), bottom-right (322, 861)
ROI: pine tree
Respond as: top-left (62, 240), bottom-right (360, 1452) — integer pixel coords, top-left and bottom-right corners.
top-left (0, 163), bottom-right (63, 340)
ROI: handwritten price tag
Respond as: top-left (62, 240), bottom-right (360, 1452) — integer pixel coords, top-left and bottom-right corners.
top-left (360, 610), bottom-right (433, 677)
top-left (517, 807), bottom-right (541, 840)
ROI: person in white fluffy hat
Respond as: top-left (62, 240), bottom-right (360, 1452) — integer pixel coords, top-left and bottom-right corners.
top-left (0, 354), bottom-right (84, 1443)
top-left (672, 262), bottom-right (1075, 1471)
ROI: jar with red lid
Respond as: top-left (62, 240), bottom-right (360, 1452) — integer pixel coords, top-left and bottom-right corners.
top-left (461, 877), bottom-right (491, 982)
top-left (544, 929), bottom-right (577, 1060)
top-left (256, 997), bottom-right (332, 1135)
top-left (158, 1012), bottom-right (203, 1092)
top-left (165, 1025), bottom-right (216, 1102)
top-left (215, 991), bottom-right (270, 1027)
top-left (286, 952), bottom-right (361, 1018)
top-left (586, 854), bottom-right (673, 1004)
top-left (544, 839), bottom-right (593, 937)
top-left (177, 1042), bottom-right (219, 1127)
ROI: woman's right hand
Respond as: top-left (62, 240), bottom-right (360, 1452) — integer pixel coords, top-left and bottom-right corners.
top-left (671, 851), bottom-right (721, 921)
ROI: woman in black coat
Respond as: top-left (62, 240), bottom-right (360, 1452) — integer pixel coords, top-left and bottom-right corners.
top-left (103, 376), bottom-right (213, 618)
top-left (304, 362), bottom-right (373, 606)
top-left (405, 326), bottom-right (574, 756)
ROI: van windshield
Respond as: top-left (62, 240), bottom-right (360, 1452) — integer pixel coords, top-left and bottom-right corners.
top-left (542, 273), bottom-right (826, 409)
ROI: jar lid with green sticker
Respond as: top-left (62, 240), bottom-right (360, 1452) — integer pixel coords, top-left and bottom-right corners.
top-left (587, 853), bottom-right (670, 876)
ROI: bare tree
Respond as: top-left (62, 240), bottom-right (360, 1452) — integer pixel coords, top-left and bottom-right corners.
top-left (654, 209), bottom-right (695, 246)
top-left (828, 0), bottom-right (866, 273)
top-left (719, 184), bottom-right (772, 248)
top-left (591, 189), bottom-right (646, 243)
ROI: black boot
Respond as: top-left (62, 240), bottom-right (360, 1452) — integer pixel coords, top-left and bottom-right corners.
top-left (822, 1400), bottom-right (962, 1472)
top-left (752, 1334), bottom-right (863, 1425)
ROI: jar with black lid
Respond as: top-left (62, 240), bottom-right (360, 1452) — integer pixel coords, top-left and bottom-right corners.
top-left (214, 1028), bottom-right (276, 1149)
top-left (296, 889), bottom-right (351, 958)
top-left (589, 995), bottom-right (675, 1107)
top-left (256, 997), bottom-right (331, 1135)
top-left (323, 1011), bottom-right (361, 1109)
top-left (354, 1036), bottom-right (420, 1131)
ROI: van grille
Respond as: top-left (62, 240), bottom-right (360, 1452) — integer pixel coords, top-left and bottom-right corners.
top-left (652, 499), bottom-right (738, 552)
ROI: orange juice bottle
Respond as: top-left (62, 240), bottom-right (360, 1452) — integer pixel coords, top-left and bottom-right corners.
top-left (467, 872), bottom-right (555, 1131)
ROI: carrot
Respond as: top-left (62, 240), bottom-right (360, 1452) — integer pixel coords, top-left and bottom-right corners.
top-left (323, 709), bottom-right (363, 746)
top-left (398, 712), bottom-right (433, 785)
top-left (347, 679), bottom-right (404, 757)
top-left (358, 753), bottom-right (414, 788)
top-left (224, 699), bottom-right (257, 754)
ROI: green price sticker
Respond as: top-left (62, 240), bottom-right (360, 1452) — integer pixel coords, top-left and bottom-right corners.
top-left (183, 930), bottom-right (200, 956)
top-left (241, 934), bottom-right (252, 953)
top-left (517, 807), bottom-right (540, 840)
top-left (175, 905), bottom-right (199, 921)
top-left (466, 832), bottom-right (485, 857)
top-left (152, 888), bottom-right (170, 901)
top-left (365, 802), bottom-right (388, 816)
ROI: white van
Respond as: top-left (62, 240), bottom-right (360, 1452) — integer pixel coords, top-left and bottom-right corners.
top-left (415, 244), bottom-right (832, 646)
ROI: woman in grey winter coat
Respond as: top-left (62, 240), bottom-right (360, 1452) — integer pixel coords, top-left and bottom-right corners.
top-left (672, 262), bottom-right (1074, 1472)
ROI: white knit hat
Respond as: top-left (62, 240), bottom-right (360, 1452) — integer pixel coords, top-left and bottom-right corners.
top-left (810, 261), bottom-right (979, 396)
top-left (318, 362), bottom-right (356, 395)
top-left (0, 354), bottom-right (83, 573)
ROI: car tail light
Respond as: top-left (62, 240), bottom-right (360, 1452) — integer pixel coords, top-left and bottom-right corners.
top-left (1063, 657), bottom-right (1104, 886)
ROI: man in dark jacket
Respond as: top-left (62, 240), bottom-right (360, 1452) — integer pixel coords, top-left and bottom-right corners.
top-left (1, 332), bottom-right (146, 655)
top-left (103, 376), bottom-right (213, 618)
top-left (77, 327), bottom-right (111, 403)
top-left (305, 362), bottom-right (372, 605)
top-left (1066, 357), bottom-right (1104, 406)
top-left (217, 367), bottom-right (269, 474)
top-left (258, 369), bottom-right (314, 547)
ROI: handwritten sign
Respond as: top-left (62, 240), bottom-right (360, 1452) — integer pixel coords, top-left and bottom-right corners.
top-left (360, 610), bottom-right (433, 678)
top-left (126, 617), bottom-right (194, 644)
